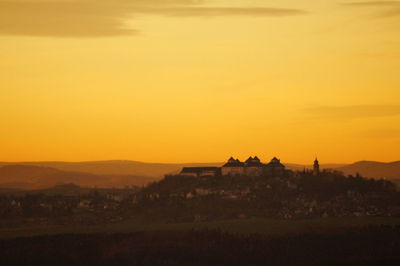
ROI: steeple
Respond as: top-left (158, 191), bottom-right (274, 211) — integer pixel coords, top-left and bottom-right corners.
top-left (313, 157), bottom-right (320, 176)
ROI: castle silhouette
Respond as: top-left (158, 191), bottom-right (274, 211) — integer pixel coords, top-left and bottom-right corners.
top-left (180, 157), bottom-right (320, 177)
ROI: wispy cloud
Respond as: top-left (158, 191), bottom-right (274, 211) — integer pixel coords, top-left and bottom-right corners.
top-left (139, 7), bottom-right (307, 17)
top-left (343, 1), bottom-right (400, 7)
top-left (379, 8), bottom-right (400, 17)
top-left (303, 104), bottom-right (400, 119)
top-left (343, 1), bottom-right (400, 18)
top-left (360, 128), bottom-right (400, 138)
top-left (0, 0), bottom-right (307, 38)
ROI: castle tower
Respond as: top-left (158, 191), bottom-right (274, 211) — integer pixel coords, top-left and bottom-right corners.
top-left (313, 158), bottom-right (320, 176)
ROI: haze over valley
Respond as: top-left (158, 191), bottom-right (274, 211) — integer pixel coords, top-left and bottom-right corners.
top-left (0, 159), bottom-right (399, 190)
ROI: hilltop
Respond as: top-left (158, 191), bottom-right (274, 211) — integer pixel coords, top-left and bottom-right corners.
top-left (134, 170), bottom-right (398, 221)
top-left (1, 167), bottom-right (398, 226)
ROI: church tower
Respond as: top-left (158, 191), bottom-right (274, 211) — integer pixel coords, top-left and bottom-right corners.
top-left (313, 158), bottom-right (320, 176)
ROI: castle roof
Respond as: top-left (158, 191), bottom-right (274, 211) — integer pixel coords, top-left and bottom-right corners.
top-left (266, 157), bottom-right (285, 168)
top-left (223, 157), bottom-right (244, 167)
top-left (244, 156), bottom-right (263, 167)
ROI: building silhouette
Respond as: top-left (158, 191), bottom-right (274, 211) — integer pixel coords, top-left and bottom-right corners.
top-left (180, 156), bottom-right (287, 177)
top-left (313, 158), bottom-right (320, 176)
top-left (180, 167), bottom-right (221, 177)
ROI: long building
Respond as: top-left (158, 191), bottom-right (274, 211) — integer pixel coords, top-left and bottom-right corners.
top-left (179, 156), bottom-right (286, 177)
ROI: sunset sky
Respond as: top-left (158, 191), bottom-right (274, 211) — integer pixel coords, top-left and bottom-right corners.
top-left (1, 0), bottom-right (399, 164)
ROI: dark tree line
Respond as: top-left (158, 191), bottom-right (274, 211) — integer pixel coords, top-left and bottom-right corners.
top-left (2, 226), bottom-right (400, 265)
top-left (133, 171), bottom-right (400, 221)
top-left (1, 170), bottom-right (399, 224)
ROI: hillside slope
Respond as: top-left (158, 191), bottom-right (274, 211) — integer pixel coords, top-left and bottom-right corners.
top-left (1, 160), bottom-right (399, 184)
top-left (337, 161), bottom-right (400, 179)
top-left (0, 165), bottom-right (157, 190)
top-left (0, 161), bottom-right (345, 177)
top-left (0, 161), bottom-right (223, 177)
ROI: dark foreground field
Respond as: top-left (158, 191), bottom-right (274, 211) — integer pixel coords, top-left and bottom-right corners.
top-left (1, 218), bottom-right (400, 266)
top-left (1, 226), bottom-right (400, 266)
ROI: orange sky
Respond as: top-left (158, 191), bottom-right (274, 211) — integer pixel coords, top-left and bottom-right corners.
top-left (1, 0), bottom-right (399, 164)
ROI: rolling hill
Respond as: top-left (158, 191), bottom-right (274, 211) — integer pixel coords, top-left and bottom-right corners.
top-left (285, 163), bottom-right (347, 171)
top-left (0, 165), bottom-right (157, 190)
top-left (336, 161), bottom-right (400, 180)
top-left (0, 160), bottom-right (399, 190)
top-left (0, 161), bottom-right (223, 177)
top-left (0, 161), bottom-right (343, 178)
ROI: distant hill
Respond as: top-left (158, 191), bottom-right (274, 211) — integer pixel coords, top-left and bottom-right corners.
top-left (336, 161), bottom-right (400, 180)
top-left (285, 163), bottom-right (347, 171)
top-left (0, 165), bottom-right (157, 190)
top-left (0, 161), bottom-right (342, 178)
top-left (0, 160), bottom-right (399, 189)
top-left (0, 161), bottom-right (223, 177)
top-left (288, 161), bottom-right (400, 180)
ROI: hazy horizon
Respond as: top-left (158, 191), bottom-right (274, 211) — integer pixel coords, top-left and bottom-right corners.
top-left (0, 157), bottom-right (398, 165)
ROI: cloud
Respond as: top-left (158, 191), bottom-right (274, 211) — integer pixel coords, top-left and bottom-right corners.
top-left (0, 0), bottom-right (307, 38)
top-left (0, 0), bottom-right (136, 37)
top-left (378, 8), bottom-right (400, 17)
top-left (138, 7), bottom-right (307, 17)
top-left (343, 1), bottom-right (400, 7)
top-left (303, 104), bottom-right (400, 119)
top-left (343, 1), bottom-right (400, 18)
top-left (360, 128), bottom-right (400, 138)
